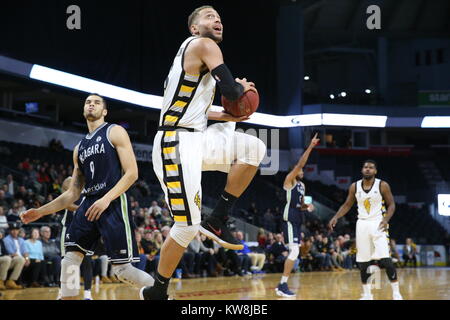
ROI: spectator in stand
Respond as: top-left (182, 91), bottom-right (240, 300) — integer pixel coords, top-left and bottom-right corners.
top-left (40, 226), bottom-right (61, 286)
top-left (0, 207), bottom-right (8, 231)
top-left (330, 239), bottom-right (345, 271)
top-left (3, 222), bottom-right (29, 289)
top-left (265, 232), bottom-right (275, 249)
top-left (300, 238), bottom-right (313, 272)
top-left (0, 230), bottom-right (11, 290)
top-left (27, 165), bottom-right (39, 183)
top-left (235, 231), bottom-right (252, 275)
top-left (402, 238), bottom-right (417, 268)
top-left (37, 167), bottom-right (50, 185)
top-left (187, 233), bottom-right (214, 277)
top-left (149, 201), bottom-right (162, 222)
top-left (6, 175), bottom-right (17, 197)
top-left (133, 231), bottom-right (147, 271)
top-left (311, 234), bottom-right (332, 271)
top-left (236, 231), bottom-right (266, 273)
top-left (339, 235), bottom-right (353, 269)
top-left (133, 209), bottom-right (145, 228)
top-left (0, 190), bottom-right (11, 208)
top-left (15, 186), bottom-right (29, 204)
top-left (266, 233), bottom-right (288, 273)
top-left (161, 226), bottom-right (170, 241)
top-left (16, 199), bottom-right (27, 215)
top-left (199, 234), bottom-right (219, 277)
top-left (19, 158), bottom-right (31, 172)
top-left (160, 208), bottom-right (172, 227)
top-left (256, 228), bottom-right (267, 249)
top-left (24, 228), bottom-right (45, 287)
top-left (390, 239), bottom-right (401, 268)
top-left (7, 202), bottom-right (22, 223)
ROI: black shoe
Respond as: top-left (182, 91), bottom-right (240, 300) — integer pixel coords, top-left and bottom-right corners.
top-left (199, 215), bottom-right (243, 250)
top-left (139, 286), bottom-right (169, 300)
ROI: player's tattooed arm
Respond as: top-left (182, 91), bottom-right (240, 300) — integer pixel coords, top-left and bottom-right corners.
top-left (379, 181), bottom-right (396, 231)
top-left (85, 125), bottom-right (137, 221)
top-left (328, 182), bottom-right (356, 230)
top-left (20, 146), bottom-right (84, 224)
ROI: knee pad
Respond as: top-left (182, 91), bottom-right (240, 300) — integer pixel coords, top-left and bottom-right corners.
top-left (112, 263), bottom-right (154, 288)
top-left (60, 252), bottom-right (83, 297)
top-left (235, 132), bottom-right (266, 167)
top-left (379, 258), bottom-right (397, 281)
top-left (287, 244), bottom-right (300, 261)
top-left (170, 223), bottom-right (200, 248)
top-left (358, 262), bottom-right (372, 284)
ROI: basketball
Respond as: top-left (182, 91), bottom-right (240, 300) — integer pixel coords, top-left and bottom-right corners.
top-left (221, 89), bottom-right (259, 117)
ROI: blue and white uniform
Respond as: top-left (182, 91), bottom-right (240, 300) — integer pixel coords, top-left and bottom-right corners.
top-left (65, 122), bottom-right (139, 263)
top-left (281, 182), bottom-right (305, 245)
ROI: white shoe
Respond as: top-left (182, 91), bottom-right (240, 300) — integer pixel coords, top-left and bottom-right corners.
top-left (84, 290), bottom-right (93, 300)
top-left (393, 293), bottom-right (403, 300)
top-left (56, 289), bottom-right (62, 300)
top-left (359, 294), bottom-right (374, 300)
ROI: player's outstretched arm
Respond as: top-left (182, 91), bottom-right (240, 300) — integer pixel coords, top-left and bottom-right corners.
top-left (283, 133), bottom-right (320, 189)
top-left (21, 147), bottom-right (85, 224)
top-left (379, 181), bottom-right (396, 231)
top-left (85, 125), bottom-right (138, 221)
top-left (328, 183), bottom-right (356, 231)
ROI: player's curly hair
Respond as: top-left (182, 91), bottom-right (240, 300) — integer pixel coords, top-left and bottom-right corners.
top-left (188, 5), bottom-right (214, 33)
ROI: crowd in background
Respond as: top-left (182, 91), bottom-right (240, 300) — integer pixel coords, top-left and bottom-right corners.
top-left (0, 156), bottom-right (435, 291)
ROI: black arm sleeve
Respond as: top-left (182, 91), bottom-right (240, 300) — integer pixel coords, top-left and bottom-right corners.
top-left (211, 64), bottom-right (244, 101)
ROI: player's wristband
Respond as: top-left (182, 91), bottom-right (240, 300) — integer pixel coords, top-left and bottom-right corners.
top-left (211, 64), bottom-right (244, 101)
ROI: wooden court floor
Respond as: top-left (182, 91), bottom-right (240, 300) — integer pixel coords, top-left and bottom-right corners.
top-left (1, 267), bottom-right (449, 300)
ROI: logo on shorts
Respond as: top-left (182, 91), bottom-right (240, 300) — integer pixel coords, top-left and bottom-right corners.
top-left (96, 136), bottom-right (102, 142)
top-left (66, 233), bottom-right (70, 239)
top-left (120, 249), bottom-right (127, 254)
top-left (194, 191), bottom-right (201, 211)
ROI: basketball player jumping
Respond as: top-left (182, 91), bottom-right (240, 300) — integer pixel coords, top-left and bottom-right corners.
top-left (276, 133), bottom-right (319, 297)
top-left (141, 5), bottom-right (266, 300)
top-left (328, 160), bottom-right (403, 300)
top-left (21, 94), bottom-right (154, 299)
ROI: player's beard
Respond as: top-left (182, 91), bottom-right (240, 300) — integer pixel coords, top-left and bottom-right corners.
top-left (362, 174), bottom-right (374, 180)
top-left (202, 30), bottom-right (222, 43)
top-left (84, 110), bottom-right (103, 122)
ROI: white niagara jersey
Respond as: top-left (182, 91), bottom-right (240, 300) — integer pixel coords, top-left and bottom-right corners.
top-left (160, 36), bottom-right (216, 132)
top-left (354, 178), bottom-right (390, 262)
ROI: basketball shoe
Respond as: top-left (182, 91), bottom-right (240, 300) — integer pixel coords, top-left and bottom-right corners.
top-left (199, 215), bottom-right (243, 250)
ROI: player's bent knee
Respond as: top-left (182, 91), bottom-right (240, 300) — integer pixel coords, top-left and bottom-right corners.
top-left (60, 251), bottom-right (83, 297)
top-left (236, 134), bottom-right (266, 167)
top-left (358, 261), bottom-right (371, 284)
top-left (287, 244), bottom-right (299, 261)
top-left (379, 258), bottom-right (398, 281)
top-left (170, 223), bottom-right (200, 248)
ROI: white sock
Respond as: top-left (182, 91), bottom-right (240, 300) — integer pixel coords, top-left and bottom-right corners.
top-left (391, 281), bottom-right (400, 294)
top-left (280, 276), bottom-right (289, 284)
top-left (362, 284), bottom-right (371, 295)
